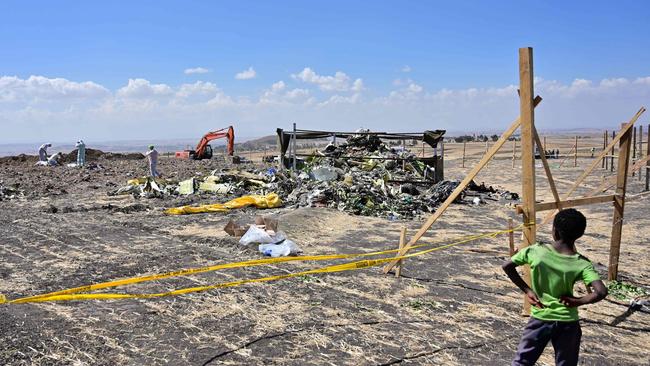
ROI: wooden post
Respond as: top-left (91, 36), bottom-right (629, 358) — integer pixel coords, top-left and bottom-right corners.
top-left (604, 130), bottom-right (608, 170)
top-left (611, 130), bottom-right (615, 172)
top-left (395, 227), bottom-right (407, 277)
top-left (543, 136), bottom-right (547, 152)
top-left (633, 126), bottom-right (637, 159)
top-left (519, 47), bottom-right (536, 315)
top-left (640, 125), bottom-right (645, 159)
top-left (422, 140), bottom-right (425, 158)
top-left (462, 141), bottom-right (466, 168)
top-left (632, 127), bottom-right (637, 177)
top-left (508, 218), bottom-right (515, 256)
top-left (512, 140), bottom-right (516, 168)
top-left (646, 124), bottom-right (650, 191)
top-left (608, 122), bottom-right (633, 281)
top-left (574, 136), bottom-right (578, 167)
top-left (639, 125), bottom-right (644, 183)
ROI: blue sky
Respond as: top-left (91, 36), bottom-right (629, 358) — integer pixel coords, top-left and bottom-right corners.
top-left (1, 1), bottom-right (649, 143)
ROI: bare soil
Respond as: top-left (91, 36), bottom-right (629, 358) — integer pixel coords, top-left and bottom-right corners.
top-left (1, 136), bottom-right (648, 365)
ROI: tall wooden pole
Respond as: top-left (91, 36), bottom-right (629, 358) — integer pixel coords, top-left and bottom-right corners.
top-left (609, 131), bottom-right (616, 172)
top-left (646, 124), bottom-right (650, 191)
top-left (519, 47), bottom-right (536, 315)
top-left (543, 136), bottom-right (547, 152)
top-left (640, 125), bottom-right (644, 181)
top-left (633, 126), bottom-right (637, 159)
top-left (632, 127), bottom-right (637, 177)
top-left (604, 130), bottom-right (608, 169)
top-left (608, 122), bottom-right (633, 281)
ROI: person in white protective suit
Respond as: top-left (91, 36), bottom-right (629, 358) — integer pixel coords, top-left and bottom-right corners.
top-left (38, 143), bottom-right (52, 162)
top-left (75, 140), bottom-right (86, 166)
top-left (47, 152), bottom-right (62, 166)
top-left (144, 145), bottom-right (160, 177)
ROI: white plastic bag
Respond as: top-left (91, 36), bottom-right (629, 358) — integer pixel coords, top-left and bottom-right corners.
top-left (239, 226), bottom-right (274, 245)
top-left (258, 239), bottom-right (302, 257)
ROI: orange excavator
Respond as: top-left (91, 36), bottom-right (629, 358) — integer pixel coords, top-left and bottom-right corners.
top-left (175, 126), bottom-right (235, 159)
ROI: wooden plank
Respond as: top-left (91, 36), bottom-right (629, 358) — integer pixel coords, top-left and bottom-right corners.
top-left (519, 47), bottom-right (536, 316)
top-left (558, 144), bottom-right (575, 168)
top-left (532, 195), bottom-right (615, 212)
top-left (395, 227), bottom-right (407, 277)
top-left (609, 122), bottom-right (633, 281)
top-left (540, 108), bottom-right (646, 225)
top-left (382, 95), bottom-right (543, 274)
top-left (533, 127), bottom-right (561, 209)
top-left (589, 155), bottom-right (650, 195)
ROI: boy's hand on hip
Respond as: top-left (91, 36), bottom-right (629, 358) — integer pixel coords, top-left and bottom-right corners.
top-left (526, 289), bottom-right (544, 308)
top-left (559, 295), bottom-right (583, 307)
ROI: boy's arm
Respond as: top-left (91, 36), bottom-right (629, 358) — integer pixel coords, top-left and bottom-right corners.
top-left (501, 260), bottom-right (544, 308)
top-left (560, 280), bottom-right (608, 307)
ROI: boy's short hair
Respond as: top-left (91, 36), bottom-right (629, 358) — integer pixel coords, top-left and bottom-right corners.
top-left (553, 208), bottom-right (587, 242)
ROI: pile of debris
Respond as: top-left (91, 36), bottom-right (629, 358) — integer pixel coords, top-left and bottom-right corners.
top-left (107, 177), bottom-right (179, 198)
top-left (108, 132), bottom-right (518, 219)
top-left (0, 181), bottom-right (23, 201)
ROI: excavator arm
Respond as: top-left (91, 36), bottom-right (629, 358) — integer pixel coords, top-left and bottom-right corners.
top-left (194, 126), bottom-right (235, 158)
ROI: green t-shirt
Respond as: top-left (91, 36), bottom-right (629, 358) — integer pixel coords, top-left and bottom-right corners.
top-left (511, 243), bottom-right (601, 322)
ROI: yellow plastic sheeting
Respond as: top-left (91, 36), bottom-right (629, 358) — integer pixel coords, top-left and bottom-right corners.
top-left (164, 193), bottom-right (282, 215)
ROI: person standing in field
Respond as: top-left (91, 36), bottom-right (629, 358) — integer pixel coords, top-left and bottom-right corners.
top-left (145, 145), bottom-right (160, 177)
top-left (75, 140), bottom-right (86, 167)
top-left (38, 143), bottom-right (52, 162)
top-left (502, 208), bottom-right (607, 366)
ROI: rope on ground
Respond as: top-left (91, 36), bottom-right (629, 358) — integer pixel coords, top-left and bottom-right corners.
top-left (1, 224), bottom-right (523, 304)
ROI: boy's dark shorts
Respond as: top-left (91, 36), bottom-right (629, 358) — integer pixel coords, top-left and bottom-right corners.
top-left (513, 317), bottom-right (581, 366)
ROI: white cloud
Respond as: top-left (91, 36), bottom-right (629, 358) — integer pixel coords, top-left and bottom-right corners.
top-left (184, 67), bottom-right (210, 75)
top-left (2, 74), bottom-right (650, 143)
top-left (259, 80), bottom-right (310, 104)
top-left (271, 80), bottom-right (286, 91)
top-left (175, 81), bottom-right (220, 98)
top-left (116, 78), bottom-right (173, 99)
top-left (0, 75), bottom-right (109, 103)
top-left (401, 65), bottom-right (412, 73)
top-left (291, 67), bottom-right (363, 92)
top-left (235, 67), bottom-right (256, 80)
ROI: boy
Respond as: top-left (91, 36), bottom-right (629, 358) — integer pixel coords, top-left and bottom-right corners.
top-left (502, 208), bottom-right (608, 366)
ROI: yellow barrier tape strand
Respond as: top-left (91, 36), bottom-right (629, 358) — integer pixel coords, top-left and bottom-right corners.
top-left (3, 225), bottom-right (522, 304)
top-left (4, 225), bottom-right (512, 304)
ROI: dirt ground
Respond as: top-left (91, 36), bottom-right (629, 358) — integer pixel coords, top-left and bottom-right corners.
top-left (0, 135), bottom-right (649, 365)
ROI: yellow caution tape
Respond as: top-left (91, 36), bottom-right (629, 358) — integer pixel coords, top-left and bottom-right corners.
top-left (164, 193), bottom-right (282, 215)
top-left (1, 225), bottom-right (521, 304)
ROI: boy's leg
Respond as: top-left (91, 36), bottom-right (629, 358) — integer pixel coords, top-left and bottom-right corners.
top-left (512, 318), bottom-right (553, 366)
top-left (551, 321), bottom-right (581, 366)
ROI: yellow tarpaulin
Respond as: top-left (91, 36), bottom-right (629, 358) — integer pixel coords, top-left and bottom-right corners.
top-left (164, 193), bottom-right (282, 215)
